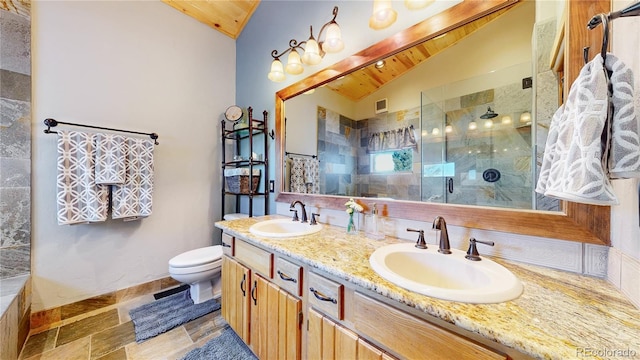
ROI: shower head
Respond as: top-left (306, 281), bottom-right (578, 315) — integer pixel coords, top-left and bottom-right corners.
top-left (480, 107), bottom-right (498, 119)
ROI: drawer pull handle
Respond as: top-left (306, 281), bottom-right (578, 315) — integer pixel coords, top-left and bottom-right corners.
top-left (240, 274), bottom-right (246, 297)
top-left (251, 280), bottom-right (257, 305)
top-left (309, 287), bottom-right (337, 304)
top-left (278, 270), bottom-right (297, 283)
top-left (221, 242), bottom-right (231, 248)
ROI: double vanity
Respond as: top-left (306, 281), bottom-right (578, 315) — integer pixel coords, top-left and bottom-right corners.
top-left (215, 215), bottom-right (640, 359)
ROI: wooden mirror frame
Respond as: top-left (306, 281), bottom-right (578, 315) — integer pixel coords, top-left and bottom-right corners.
top-left (275, 0), bottom-right (610, 245)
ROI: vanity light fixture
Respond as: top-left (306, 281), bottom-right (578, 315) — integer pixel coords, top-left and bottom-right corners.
top-left (369, 0), bottom-right (436, 30)
top-left (520, 111), bottom-right (532, 124)
top-left (268, 6), bottom-right (344, 82)
top-left (445, 125), bottom-right (453, 133)
top-left (501, 115), bottom-right (512, 125)
top-left (405, 0), bottom-right (435, 10)
top-left (369, 0), bottom-right (397, 30)
top-left (468, 121), bottom-right (478, 130)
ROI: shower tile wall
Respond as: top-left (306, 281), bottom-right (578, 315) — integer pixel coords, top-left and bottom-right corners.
top-left (316, 106), bottom-right (420, 200)
top-left (317, 106), bottom-right (358, 196)
top-left (0, 8), bottom-right (31, 280)
top-left (356, 108), bottom-right (420, 200)
top-left (426, 84), bottom-right (534, 209)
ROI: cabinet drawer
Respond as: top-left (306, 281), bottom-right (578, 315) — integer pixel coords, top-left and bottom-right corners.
top-left (273, 257), bottom-right (303, 297)
top-left (307, 272), bottom-right (344, 320)
top-left (235, 239), bottom-right (273, 278)
top-left (221, 233), bottom-right (234, 256)
top-left (354, 293), bottom-right (507, 360)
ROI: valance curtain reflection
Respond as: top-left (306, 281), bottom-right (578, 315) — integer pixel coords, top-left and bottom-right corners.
top-left (367, 125), bottom-right (417, 153)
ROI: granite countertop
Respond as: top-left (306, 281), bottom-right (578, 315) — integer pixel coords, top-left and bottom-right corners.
top-left (215, 215), bottom-right (640, 360)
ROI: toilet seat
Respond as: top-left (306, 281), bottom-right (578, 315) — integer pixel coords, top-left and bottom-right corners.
top-left (169, 258), bottom-right (222, 275)
top-left (169, 246), bottom-right (223, 268)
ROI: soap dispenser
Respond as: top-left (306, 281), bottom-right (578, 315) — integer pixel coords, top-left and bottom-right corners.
top-left (365, 203), bottom-right (385, 240)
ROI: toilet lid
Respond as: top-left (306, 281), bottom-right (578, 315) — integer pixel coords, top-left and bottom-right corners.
top-left (169, 245), bottom-right (223, 268)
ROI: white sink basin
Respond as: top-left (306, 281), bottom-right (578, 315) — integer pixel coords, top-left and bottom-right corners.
top-left (249, 219), bottom-right (323, 238)
top-left (370, 243), bottom-right (523, 304)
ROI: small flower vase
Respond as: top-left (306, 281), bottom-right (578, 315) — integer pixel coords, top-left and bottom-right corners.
top-left (346, 212), bottom-right (357, 234)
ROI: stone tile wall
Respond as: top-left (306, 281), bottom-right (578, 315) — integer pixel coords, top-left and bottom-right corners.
top-left (317, 106), bottom-right (359, 196)
top-left (421, 82), bottom-right (534, 209)
top-left (356, 108), bottom-right (421, 200)
top-left (0, 8), bottom-right (31, 280)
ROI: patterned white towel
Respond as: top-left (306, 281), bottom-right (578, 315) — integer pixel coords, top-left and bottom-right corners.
top-left (304, 158), bottom-right (320, 194)
top-left (536, 53), bottom-right (640, 205)
top-left (95, 133), bottom-right (126, 185)
top-left (605, 54), bottom-right (640, 178)
top-left (112, 137), bottom-right (154, 221)
top-left (56, 131), bottom-right (109, 225)
top-left (290, 158), bottom-right (306, 193)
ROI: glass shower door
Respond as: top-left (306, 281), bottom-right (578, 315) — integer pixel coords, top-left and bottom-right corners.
top-left (420, 90), bottom-right (449, 203)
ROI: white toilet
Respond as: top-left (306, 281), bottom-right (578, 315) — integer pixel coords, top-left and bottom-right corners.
top-left (169, 213), bottom-right (248, 304)
top-left (168, 245), bottom-right (223, 304)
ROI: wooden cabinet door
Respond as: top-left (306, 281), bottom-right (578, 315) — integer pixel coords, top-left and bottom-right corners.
top-left (280, 289), bottom-right (302, 360)
top-left (307, 308), bottom-right (391, 360)
top-left (221, 256), bottom-right (251, 343)
top-left (307, 308), bottom-right (324, 360)
top-left (250, 274), bottom-right (302, 360)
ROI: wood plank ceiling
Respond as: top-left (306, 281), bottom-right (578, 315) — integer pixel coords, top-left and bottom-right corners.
top-left (161, 0), bottom-right (261, 39)
top-left (324, 5), bottom-right (515, 101)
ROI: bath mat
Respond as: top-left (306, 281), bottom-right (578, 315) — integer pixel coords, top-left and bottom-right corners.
top-left (129, 288), bottom-right (221, 342)
top-left (181, 326), bottom-right (257, 360)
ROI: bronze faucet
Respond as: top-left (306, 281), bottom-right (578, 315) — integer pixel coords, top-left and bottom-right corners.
top-left (432, 216), bottom-right (452, 254)
top-left (290, 200), bottom-right (308, 223)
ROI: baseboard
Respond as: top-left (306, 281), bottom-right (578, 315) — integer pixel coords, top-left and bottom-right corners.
top-left (30, 276), bottom-right (182, 331)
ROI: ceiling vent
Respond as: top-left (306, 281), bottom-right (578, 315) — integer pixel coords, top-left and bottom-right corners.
top-left (375, 98), bottom-right (388, 114)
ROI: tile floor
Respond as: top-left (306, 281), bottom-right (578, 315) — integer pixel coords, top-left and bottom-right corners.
top-left (19, 292), bottom-right (228, 360)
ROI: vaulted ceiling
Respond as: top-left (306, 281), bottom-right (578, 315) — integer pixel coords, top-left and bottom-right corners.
top-left (161, 0), bottom-right (261, 39)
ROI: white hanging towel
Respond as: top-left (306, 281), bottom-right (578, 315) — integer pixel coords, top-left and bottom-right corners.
top-left (112, 137), bottom-right (154, 221)
top-left (56, 131), bottom-right (109, 225)
top-left (290, 157), bottom-right (306, 193)
top-left (537, 52), bottom-right (640, 205)
top-left (536, 53), bottom-right (618, 205)
top-left (304, 158), bottom-right (320, 194)
top-left (95, 133), bottom-right (127, 185)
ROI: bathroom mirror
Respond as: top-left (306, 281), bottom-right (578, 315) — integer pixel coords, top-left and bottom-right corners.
top-left (275, 0), bottom-right (610, 245)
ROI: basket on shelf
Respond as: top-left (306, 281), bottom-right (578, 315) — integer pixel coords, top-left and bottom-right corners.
top-left (224, 168), bottom-right (261, 193)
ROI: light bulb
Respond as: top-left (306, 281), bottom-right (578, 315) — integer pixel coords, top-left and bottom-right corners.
top-left (302, 38), bottom-right (322, 65)
top-left (322, 23), bottom-right (344, 53)
top-left (484, 119), bottom-right (494, 128)
top-left (501, 115), bottom-right (512, 125)
top-left (520, 111), bottom-right (531, 123)
top-left (369, 0), bottom-right (397, 30)
top-left (285, 50), bottom-right (303, 75)
top-left (468, 121), bottom-right (477, 130)
top-left (404, 0), bottom-right (435, 10)
top-left (445, 125), bottom-right (453, 133)
top-left (268, 59), bottom-right (285, 82)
